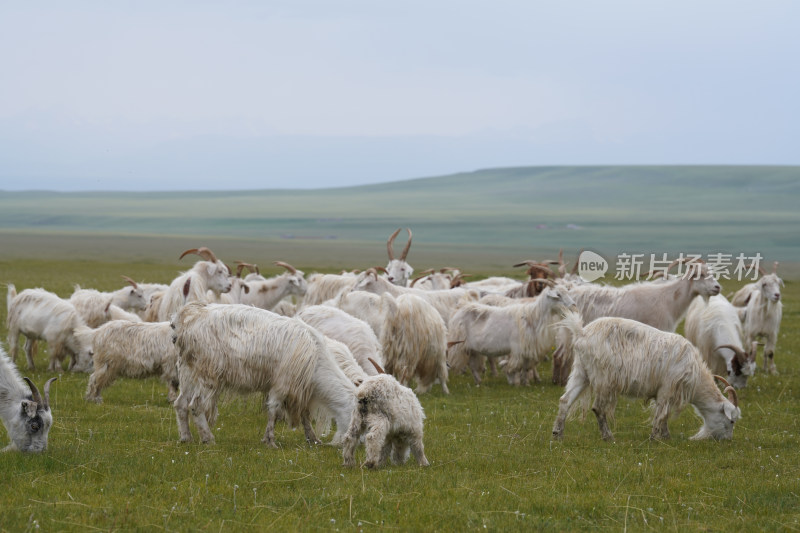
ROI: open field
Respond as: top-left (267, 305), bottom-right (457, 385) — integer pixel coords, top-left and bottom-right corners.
top-left (1, 166), bottom-right (798, 530)
top-left (0, 257), bottom-right (798, 531)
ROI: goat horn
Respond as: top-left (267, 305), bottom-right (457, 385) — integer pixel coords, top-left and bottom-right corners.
top-left (439, 267), bottom-right (459, 273)
top-left (43, 377), bottom-right (57, 410)
top-left (531, 278), bottom-right (556, 288)
top-left (447, 340), bottom-right (465, 349)
top-left (724, 385), bottom-right (739, 407)
top-left (23, 377), bottom-right (43, 406)
top-left (410, 271), bottom-right (433, 287)
top-left (745, 262), bottom-right (767, 277)
top-left (773, 261), bottom-right (779, 274)
top-left (273, 261), bottom-right (297, 274)
top-left (713, 374), bottom-right (732, 388)
top-left (235, 263), bottom-right (247, 278)
top-left (120, 275), bottom-right (138, 289)
top-left (558, 249), bottom-right (566, 277)
top-left (400, 228), bottom-right (412, 261)
top-left (179, 247), bottom-right (218, 263)
top-left (716, 344), bottom-right (747, 361)
top-left (386, 228), bottom-right (402, 260)
top-left (571, 249), bottom-right (584, 275)
top-left (713, 375), bottom-right (739, 406)
top-left (526, 264), bottom-right (555, 278)
top-left (367, 357), bottom-right (386, 374)
top-left (372, 266), bottom-right (388, 274)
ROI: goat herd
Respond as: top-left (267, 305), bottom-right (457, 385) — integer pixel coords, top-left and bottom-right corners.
top-left (1, 229), bottom-right (786, 470)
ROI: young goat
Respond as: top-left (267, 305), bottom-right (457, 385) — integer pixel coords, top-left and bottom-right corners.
top-left (77, 321), bottom-right (179, 403)
top-left (342, 360), bottom-right (429, 469)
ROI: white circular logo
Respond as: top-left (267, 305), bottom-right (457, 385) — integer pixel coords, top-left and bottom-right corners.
top-left (578, 250), bottom-right (608, 282)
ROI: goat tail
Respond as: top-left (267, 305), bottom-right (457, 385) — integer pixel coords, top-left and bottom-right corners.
top-left (555, 310), bottom-right (584, 346)
top-left (6, 283), bottom-right (16, 313)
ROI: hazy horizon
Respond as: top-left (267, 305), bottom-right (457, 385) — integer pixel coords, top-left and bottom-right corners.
top-left (2, 1), bottom-right (798, 192)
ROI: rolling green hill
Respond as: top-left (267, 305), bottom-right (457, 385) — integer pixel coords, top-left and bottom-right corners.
top-left (1, 166), bottom-right (798, 272)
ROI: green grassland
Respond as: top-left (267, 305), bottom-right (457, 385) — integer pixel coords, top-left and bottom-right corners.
top-left (0, 260), bottom-right (798, 531)
top-left (0, 166), bottom-right (799, 531)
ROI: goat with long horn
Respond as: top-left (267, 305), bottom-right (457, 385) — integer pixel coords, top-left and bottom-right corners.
top-left (385, 228), bottom-right (414, 286)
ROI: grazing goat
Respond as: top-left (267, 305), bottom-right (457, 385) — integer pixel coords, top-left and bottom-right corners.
top-left (553, 260), bottom-right (722, 385)
top-left (296, 305), bottom-right (384, 377)
top-left (448, 283), bottom-right (576, 386)
top-left (730, 262), bottom-right (783, 374)
top-left (379, 293), bottom-right (449, 394)
top-left (77, 321), bottom-right (179, 403)
top-left (342, 372), bottom-right (429, 469)
top-left (170, 303), bottom-right (356, 447)
top-left (552, 312), bottom-right (741, 441)
top-left (154, 247), bottom-right (232, 322)
top-left (7, 285), bottom-right (93, 372)
top-left (385, 228), bottom-right (414, 286)
top-left (0, 346), bottom-right (57, 453)
top-left (685, 295), bottom-right (756, 389)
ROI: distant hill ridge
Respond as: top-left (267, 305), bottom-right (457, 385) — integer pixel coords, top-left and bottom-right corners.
top-left (1, 165), bottom-right (798, 262)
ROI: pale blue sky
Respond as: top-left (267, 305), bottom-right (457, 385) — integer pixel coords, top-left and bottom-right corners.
top-left (1, 1), bottom-right (797, 191)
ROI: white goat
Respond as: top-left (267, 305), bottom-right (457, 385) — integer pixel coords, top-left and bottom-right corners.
top-left (552, 312), bottom-right (741, 441)
top-left (328, 289), bottom-right (385, 337)
top-left (170, 302), bottom-right (356, 447)
top-left (553, 260), bottom-right (722, 385)
top-left (76, 321), bottom-right (179, 403)
top-left (107, 304), bottom-right (143, 322)
top-left (379, 293), bottom-right (449, 394)
top-left (410, 268), bottom-right (462, 291)
top-left (342, 373), bottom-right (429, 469)
top-left (7, 285), bottom-right (94, 372)
top-left (730, 262), bottom-right (783, 374)
top-left (447, 283), bottom-right (576, 386)
top-left (0, 346), bottom-right (57, 453)
top-left (569, 261), bottom-right (721, 331)
top-left (300, 271), bottom-right (360, 309)
top-left (296, 305), bottom-right (383, 377)
top-left (240, 262), bottom-right (307, 310)
top-left (154, 247), bottom-right (232, 322)
top-left (354, 268), bottom-right (479, 325)
top-left (135, 282), bottom-right (170, 320)
top-left (685, 295), bottom-right (756, 389)
top-left (385, 228), bottom-right (414, 286)
top-left (69, 277), bottom-right (148, 328)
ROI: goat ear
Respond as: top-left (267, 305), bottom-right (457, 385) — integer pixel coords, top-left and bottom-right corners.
top-left (243, 284), bottom-right (250, 294)
top-left (20, 400), bottom-right (38, 418)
